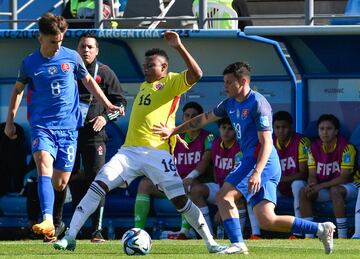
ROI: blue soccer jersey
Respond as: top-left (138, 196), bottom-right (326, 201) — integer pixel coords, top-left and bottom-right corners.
top-left (17, 46), bottom-right (88, 130)
top-left (213, 89), bottom-right (274, 158)
top-left (213, 89), bottom-right (281, 206)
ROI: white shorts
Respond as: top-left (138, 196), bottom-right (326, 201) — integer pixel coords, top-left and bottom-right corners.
top-left (95, 146), bottom-right (185, 199)
top-left (316, 182), bottom-right (358, 202)
top-left (205, 182), bottom-right (220, 205)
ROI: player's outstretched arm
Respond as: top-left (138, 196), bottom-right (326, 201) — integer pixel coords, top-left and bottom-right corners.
top-left (81, 74), bottom-right (125, 116)
top-left (163, 31), bottom-right (202, 85)
top-left (153, 111), bottom-right (219, 140)
top-left (5, 81), bottom-right (25, 139)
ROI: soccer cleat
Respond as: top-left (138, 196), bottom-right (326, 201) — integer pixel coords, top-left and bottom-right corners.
top-left (53, 232), bottom-right (76, 251)
top-left (207, 244), bottom-right (228, 253)
top-left (288, 235), bottom-right (298, 240)
top-left (318, 222), bottom-right (336, 254)
top-left (217, 243), bottom-right (249, 254)
top-left (43, 234), bottom-right (57, 243)
top-left (32, 219), bottom-right (55, 237)
top-left (249, 234), bottom-right (261, 240)
top-left (44, 221), bottom-right (66, 243)
top-left (91, 230), bottom-right (105, 243)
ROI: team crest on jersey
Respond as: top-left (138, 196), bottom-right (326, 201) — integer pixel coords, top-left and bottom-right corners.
top-left (32, 138), bottom-right (39, 147)
top-left (61, 63), bottom-right (70, 73)
top-left (97, 145), bottom-right (104, 156)
top-left (241, 109), bottom-right (249, 119)
top-left (154, 82), bottom-right (164, 90)
top-left (48, 66), bottom-right (58, 75)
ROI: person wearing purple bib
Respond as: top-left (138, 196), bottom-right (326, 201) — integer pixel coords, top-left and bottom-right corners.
top-left (299, 114), bottom-right (357, 238)
top-left (154, 62), bottom-right (336, 254)
top-left (273, 111), bottom-right (310, 239)
top-left (4, 13), bottom-right (123, 241)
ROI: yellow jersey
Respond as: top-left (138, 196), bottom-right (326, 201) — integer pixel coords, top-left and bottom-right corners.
top-left (123, 71), bottom-right (193, 153)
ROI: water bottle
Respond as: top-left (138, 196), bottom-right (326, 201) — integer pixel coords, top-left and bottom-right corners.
top-left (217, 225), bottom-right (224, 239)
top-left (108, 220), bottom-right (115, 240)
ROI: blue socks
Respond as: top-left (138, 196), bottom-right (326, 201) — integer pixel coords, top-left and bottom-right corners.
top-left (224, 218), bottom-right (244, 243)
top-left (291, 217), bottom-right (318, 235)
top-left (38, 176), bottom-right (54, 217)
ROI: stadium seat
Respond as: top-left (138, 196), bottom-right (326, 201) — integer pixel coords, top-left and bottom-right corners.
top-left (192, 2), bottom-right (238, 29)
top-left (0, 193), bottom-right (27, 217)
top-left (331, 0), bottom-right (360, 25)
top-left (156, 0), bottom-right (198, 29)
top-left (118, 0), bottom-right (196, 29)
top-left (118, 0), bottom-right (162, 28)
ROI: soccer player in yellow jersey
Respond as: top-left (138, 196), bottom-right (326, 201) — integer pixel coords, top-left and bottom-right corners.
top-left (54, 31), bottom-right (226, 253)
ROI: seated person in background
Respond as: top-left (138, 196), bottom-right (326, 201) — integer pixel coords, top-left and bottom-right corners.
top-left (299, 114), bottom-right (357, 238)
top-left (273, 111), bottom-right (310, 239)
top-left (62, 0), bottom-right (112, 28)
top-left (231, 0), bottom-right (253, 30)
top-left (352, 169), bottom-right (360, 239)
top-left (133, 101), bottom-right (214, 239)
top-left (188, 117), bottom-right (261, 240)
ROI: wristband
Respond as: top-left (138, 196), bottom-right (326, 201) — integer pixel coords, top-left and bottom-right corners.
top-left (185, 169), bottom-right (200, 179)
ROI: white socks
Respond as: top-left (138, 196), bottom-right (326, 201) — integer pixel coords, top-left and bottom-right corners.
top-left (247, 204), bottom-right (261, 235)
top-left (68, 182), bottom-right (105, 238)
top-left (292, 180), bottom-right (306, 218)
top-left (200, 206), bottom-right (213, 235)
top-left (178, 199), bottom-right (217, 246)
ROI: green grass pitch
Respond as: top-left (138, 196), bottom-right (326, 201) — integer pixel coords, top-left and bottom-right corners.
top-left (0, 239), bottom-right (359, 258)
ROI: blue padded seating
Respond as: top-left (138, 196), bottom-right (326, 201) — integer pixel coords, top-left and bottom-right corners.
top-left (0, 193), bottom-right (27, 217)
top-left (331, 0), bottom-right (360, 25)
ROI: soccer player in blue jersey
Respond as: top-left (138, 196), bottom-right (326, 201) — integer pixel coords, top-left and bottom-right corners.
top-left (154, 61), bottom-right (336, 255)
top-left (4, 12), bottom-right (124, 240)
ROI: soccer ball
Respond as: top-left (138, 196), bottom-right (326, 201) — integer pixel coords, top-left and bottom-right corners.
top-left (121, 228), bottom-right (152, 255)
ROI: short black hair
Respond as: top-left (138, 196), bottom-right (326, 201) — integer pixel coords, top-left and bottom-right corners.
top-left (78, 33), bottom-right (99, 48)
top-left (273, 111), bottom-right (293, 124)
top-left (218, 117), bottom-right (232, 127)
top-left (223, 62), bottom-right (251, 79)
top-left (182, 102), bottom-right (203, 114)
top-left (145, 48), bottom-right (169, 62)
top-left (38, 12), bottom-right (68, 35)
top-left (317, 114), bottom-right (340, 130)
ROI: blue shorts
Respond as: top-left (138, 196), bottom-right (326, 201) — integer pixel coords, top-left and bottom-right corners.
top-left (31, 127), bottom-right (78, 172)
top-left (225, 154), bottom-right (281, 207)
